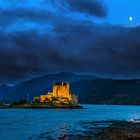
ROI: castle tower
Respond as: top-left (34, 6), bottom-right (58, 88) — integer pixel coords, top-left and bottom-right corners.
top-left (53, 82), bottom-right (58, 96)
top-left (52, 82), bottom-right (70, 98)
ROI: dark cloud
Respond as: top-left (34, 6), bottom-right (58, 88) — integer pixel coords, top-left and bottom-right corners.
top-left (0, 29), bottom-right (84, 83)
top-left (63, 0), bottom-right (107, 17)
top-left (0, 0), bottom-right (107, 28)
top-left (47, 0), bottom-right (107, 18)
top-left (1, 22), bottom-right (140, 83)
top-left (53, 21), bottom-right (140, 77)
top-left (0, 8), bottom-right (53, 27)
top-left (0, 0), bottom-right (140, 83)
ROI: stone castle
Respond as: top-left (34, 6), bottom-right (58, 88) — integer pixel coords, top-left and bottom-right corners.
top-left (34, 82), bottom-right (78, 104)
top-left (51, 82), bottom-right (70, 98)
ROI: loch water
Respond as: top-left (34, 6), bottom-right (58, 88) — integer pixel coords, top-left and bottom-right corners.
top-left (1, 104), bottom-right (140, 140)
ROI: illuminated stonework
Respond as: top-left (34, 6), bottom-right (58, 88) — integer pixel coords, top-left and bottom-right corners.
top-left (52, 82), bottom-right (70, 98)
top-left (33, 82), bottom-right (78, 104)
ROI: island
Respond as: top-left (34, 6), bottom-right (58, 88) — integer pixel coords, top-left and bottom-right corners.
top-left (1, 82), bottom-right (82, 109)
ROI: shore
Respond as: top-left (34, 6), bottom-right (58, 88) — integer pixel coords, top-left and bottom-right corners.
top-left (79, 120), bottom-right (140, 140)
top-left (31, 120), bottom-right (140, 140)
top-left (0, 103), bottom-right (83, 109)
top-left (95, 121), bottom-right (140, 140)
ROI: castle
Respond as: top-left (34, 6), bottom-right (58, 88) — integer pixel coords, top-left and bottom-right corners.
top-left (34, 82), bottom-right (78, 104)
top-left (51, 82), bottom-right (70, 98)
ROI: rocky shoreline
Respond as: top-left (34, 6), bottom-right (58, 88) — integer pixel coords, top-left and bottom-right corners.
top-left (95, 121), bottom-right (140, 140)
top-left (78, 120), bottom-right (140, 140)
top-left (30, 120), bottom-right (140, 140)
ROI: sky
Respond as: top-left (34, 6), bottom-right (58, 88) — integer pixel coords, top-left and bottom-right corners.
top-left (0, 0), bottom-right (140, 84)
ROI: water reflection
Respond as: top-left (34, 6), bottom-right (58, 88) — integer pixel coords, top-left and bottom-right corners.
top-left (29, 121), bottom-right (112, 140)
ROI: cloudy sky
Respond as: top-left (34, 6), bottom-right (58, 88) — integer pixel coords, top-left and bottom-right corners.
top-left (0, 0), bottom-right (140, 84)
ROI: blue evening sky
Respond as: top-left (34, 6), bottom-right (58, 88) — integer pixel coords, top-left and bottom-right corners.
top-left (104, 0), bottom-right (140, 26)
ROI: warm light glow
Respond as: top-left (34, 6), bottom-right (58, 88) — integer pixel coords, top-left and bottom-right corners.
top-left (33, 82), bottom-right (78, 104)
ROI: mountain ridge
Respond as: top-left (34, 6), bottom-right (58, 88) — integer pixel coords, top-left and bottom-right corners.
top-left (1, 72), bottom-right (140, 105)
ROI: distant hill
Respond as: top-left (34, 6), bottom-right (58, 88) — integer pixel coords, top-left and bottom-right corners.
top-left (4, 72), bottom-right (97, 101)
top-left (1, 72), bottom-right (140, 105)
top-left (71, 79), bottom-right (140, 105)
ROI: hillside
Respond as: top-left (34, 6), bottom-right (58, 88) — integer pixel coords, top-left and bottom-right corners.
top-left (1, 72), bottom-right (140, 105)
top-left (0, 84), bottom-right (15, 100)
top-left (4, 72), bottom-right (97, 101)
top-left (71, 79), bottom-right (140, 105)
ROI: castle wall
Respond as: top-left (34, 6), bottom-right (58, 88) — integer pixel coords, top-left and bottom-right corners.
top-left (52, 82), bottom-right (70, 98)
top-left (38, 82), bottom-right (71, 103)
top-left (53, 85), bottom-right (58, 96)
top-left (40, 95), bottom-right (49, 102)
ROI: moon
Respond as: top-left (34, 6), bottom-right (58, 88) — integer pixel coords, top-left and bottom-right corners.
top-left (129, 16), bottom-right (133, 21)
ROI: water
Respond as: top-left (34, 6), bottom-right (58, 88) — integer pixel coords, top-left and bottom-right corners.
top-left (1, 105), bottom-right (140, 140)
